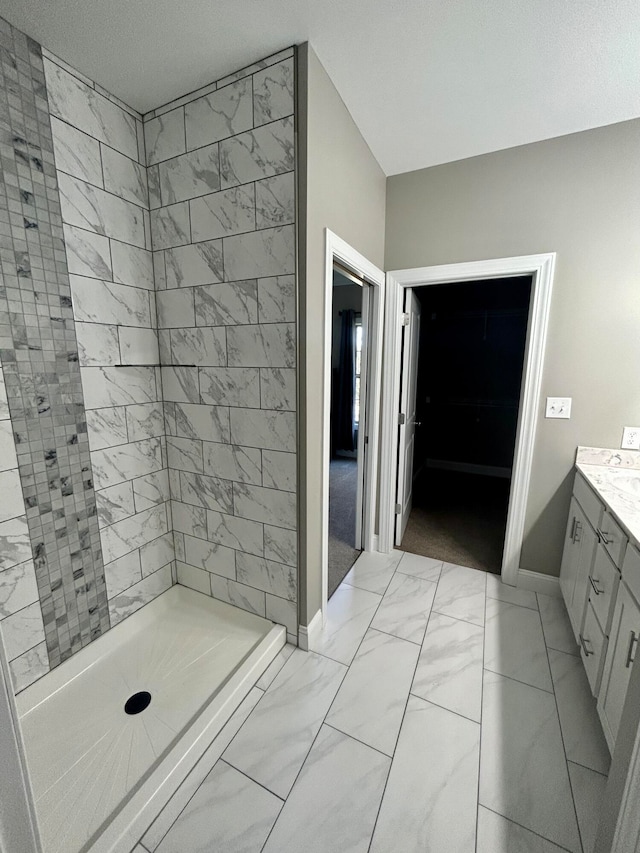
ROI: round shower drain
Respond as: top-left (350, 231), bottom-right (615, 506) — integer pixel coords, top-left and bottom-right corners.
top-left (124, 691), bottom-right (152, 715)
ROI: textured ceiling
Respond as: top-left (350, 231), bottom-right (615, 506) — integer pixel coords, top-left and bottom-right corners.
top-left (3, 0), bottom-right (640, 175)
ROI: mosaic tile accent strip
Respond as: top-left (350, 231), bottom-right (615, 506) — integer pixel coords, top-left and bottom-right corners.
top-left (43, 50), bottom-right (173, 632)
top-left (0, 17), bottom-right (109, 668)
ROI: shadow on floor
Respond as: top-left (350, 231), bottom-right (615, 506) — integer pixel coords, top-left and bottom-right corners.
top-left (400, 469), bottom-right (510, 573)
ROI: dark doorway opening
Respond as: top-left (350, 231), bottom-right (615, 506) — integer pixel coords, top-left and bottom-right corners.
top-left (328, 269), bottom-right (364, 596)
top-left (399, 276), bottom-right (532, 573)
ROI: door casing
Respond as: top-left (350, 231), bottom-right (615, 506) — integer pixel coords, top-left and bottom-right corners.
top-left (379, 253), bottom-right (555, 587)
top-left (321, 230), bottom-right (385, 614)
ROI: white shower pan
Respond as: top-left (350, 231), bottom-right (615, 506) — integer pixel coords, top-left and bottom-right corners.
top-left (16, 585), bottom-right (285, 853)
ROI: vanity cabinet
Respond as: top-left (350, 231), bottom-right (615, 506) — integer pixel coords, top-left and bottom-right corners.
top-left (597, 581), bottom-right (640, 749)
top-left (560, 463), bottom-right (639, 754)
top-left (560, 488), bottom-right (599, 641)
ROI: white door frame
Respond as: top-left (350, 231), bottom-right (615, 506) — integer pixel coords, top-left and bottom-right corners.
top-left (379, 253), bottom-right (556, 587)
top-left (322, 229), bottom-right (385, 612)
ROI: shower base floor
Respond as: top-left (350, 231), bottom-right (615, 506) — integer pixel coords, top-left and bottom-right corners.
top-left (16, 585), bottom-right (285, 853)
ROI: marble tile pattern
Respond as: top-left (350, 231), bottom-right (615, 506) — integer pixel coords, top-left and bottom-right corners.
top-left (132, 552), bottom-right (611, 853)
top-left (148, 51), bottom-right (298, 632)
top-left (0, 22), bottom-right (111, 684)
top-left (44, 45), bottom-right (174, 645)
top-left (576, 457), bottom-right (640, 551)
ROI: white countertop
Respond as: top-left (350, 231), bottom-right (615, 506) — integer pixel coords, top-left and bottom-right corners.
top-left (576, 447), bottom-right (640, 550)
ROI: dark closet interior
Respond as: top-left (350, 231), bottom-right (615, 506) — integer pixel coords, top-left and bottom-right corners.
top-left (402, 276), bottom-right (532, 573)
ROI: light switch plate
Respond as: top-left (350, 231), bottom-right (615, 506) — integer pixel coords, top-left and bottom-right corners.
top-left (545, 397), bottom-right (572, 419)
top-left (622, 427), bottom-right (640, 450)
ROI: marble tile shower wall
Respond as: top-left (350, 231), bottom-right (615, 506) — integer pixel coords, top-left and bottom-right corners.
top-left (42, 54), bottom-right (175, 632)
top-left (0, 20), bottom-right (113, 690)
top-left (146, 50), bottom-right (298, 642)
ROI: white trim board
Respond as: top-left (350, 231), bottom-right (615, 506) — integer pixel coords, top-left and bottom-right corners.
top-left (321, 229), bottom-right (385, 614)
top-left (379, 253), bottom-right (556, 588)
top-left (298, 609), bottom-right (323, 651)
top-left (517, 569), bottom-right (561, 598)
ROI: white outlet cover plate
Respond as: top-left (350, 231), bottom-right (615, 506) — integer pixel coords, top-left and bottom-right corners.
top-left (545, 397), bottom-right (572, 419)
top-left (621, 427), bottom-right (640, 450)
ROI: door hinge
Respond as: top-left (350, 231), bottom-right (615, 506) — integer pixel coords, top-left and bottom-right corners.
top-left (364, 435), bottom-right (369, 445)
top-left (395, 503), bottom-right (402, 514)
top-left (401, 313), bottom-right (410, 326)
top-left (398, 413), bottom-right (406, 425)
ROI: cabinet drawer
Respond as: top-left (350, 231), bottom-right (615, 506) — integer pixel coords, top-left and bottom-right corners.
top-left (574, 471), bottom-right (604, 533)
top-left (589, 546), bottom-right (620, 636)
top-left (622, 542), bottom-right (640, 606)
top-left (597, 510), bottom-right (627, 568)
top-left (580, 602), bottom-right (607, 696)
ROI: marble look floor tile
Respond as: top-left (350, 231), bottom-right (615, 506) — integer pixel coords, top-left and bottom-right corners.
top-left (484, 598), bottom-right (553, 692)
top-left (263, 725), bottom-right (389, 853)
top-left (256, 643), bottom-right (296, 691)
top-left (479, 670), bottom-right (581, 853)
top-left (343, 549), bottom-right (402, 595)
top-left (155, 760), bottom-right (281, 853)
top-left (396, 552), bottom-right (443, 582)
top-left (142, 688), bottom-right (262, 851)
top-left (568, 762), bottom-right (608, 853)
top-left (371, 572), bottom-right (436, 644)
top-left (223, 650), bottom-right (346, 798)
top-left (486, 573), bottom-right (538, 610)
top-left (476, 806), bottom-right (569, 853)
top-left (326, 628), bottom-right (419, 755)
top-left (370, 695), bottom-right (479, 853)
top-left (433, 562), bottom-right (487, 626)
top-left (548, 649), bottom-right (610, 774)
top-left (412, 611), bottom-right (484, 722)
top-left (309, 584), bottom-right (382, 665)
top-left (538, 593), bottom-right (579, 656)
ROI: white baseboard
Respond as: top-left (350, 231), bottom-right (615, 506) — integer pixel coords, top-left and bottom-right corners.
top-left (517, 569), bottom-right (561, 598)
top-left (298, 609), bottom-right (323, 651)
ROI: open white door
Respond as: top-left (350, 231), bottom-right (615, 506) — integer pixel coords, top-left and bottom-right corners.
top-left (395, 288), bottom-right (421, 545)
top-left (354, 285), bottom-right (371, 550)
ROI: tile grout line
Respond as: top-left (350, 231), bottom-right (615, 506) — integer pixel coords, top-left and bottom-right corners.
top-left (475, 573), bottom-right (488, 853)
top-left (537, 592), bottom-right (586, 853)
top-left (366, 558), bottom-right (448, 852)
top-left (136, 690), bottom-right (264, 850)
top-left (481, 804), bottom-right (576, 853)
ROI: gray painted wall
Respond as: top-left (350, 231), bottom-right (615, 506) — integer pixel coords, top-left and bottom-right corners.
top-left (299, 46), bottom-right (386, 624)
top-left (385, 119), bottom-right (640, 577)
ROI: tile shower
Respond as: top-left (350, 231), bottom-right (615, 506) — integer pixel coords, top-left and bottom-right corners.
top-left (0, 14), bottom-right (298, 697)
top-left (0, 12), bottom-right (297, 852)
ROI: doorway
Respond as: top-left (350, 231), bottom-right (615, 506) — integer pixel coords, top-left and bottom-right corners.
top-left (328, 267), bottom-right (367, 595)
top-left (320, 230), bottom-right (385, 613)
top-left (379, 254), bottom-right (556, 587)
top-left (397, 277), bottom-right (532, 573)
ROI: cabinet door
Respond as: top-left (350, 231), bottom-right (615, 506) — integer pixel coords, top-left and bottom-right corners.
top-left (598, 583), bottom-right (640, 749)
top-left (569, 507), bottom-right (598, 640)
top-left (560, 497), bottom-right (581, 612)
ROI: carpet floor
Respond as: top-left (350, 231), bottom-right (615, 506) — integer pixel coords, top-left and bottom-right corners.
top-left (328, 458), bottom-right (361, 598)
top-left (399, 469), bottom-right (510, 574)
